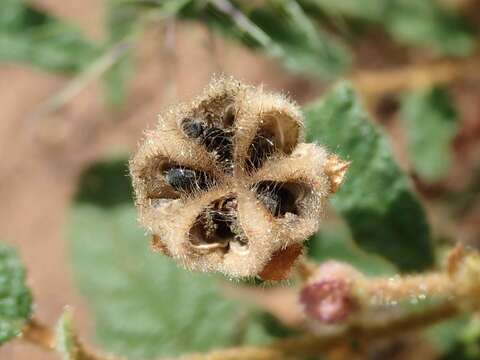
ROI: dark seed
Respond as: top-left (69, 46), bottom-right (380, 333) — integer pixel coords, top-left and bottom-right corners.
top-left (181, 117), bottom-right (205, 139)
top-left (202, 127), bottom-right (233, 165)
top-left (164, 167), bottom-right (211, 193)
top-left (255, 182), bottom-right (297, 217)
top-left (190, 197), bottom-right (243, 249)
top-left (246, 132), bottom-right (276, 172)
top-left (256, 192), bottom-right (281, 216)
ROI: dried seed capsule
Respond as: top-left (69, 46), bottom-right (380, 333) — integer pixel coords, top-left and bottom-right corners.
top-left (130, 76), bottom-right (348, 279)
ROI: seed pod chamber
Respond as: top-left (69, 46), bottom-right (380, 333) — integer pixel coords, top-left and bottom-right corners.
top-left (130, 77), bottom-right (343, 279)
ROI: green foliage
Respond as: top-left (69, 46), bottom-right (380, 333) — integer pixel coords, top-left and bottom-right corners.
top-left (304, 82), bottom-right (434, 272)
top-left (401, 87), bottom-right (458, 182)
top-left (426, 316), bottom-right (469, 356)
top-left (308, 220), bottom-right (397, 276)
top-left (301, 0), bottom-right (387, 21)
top-left (68, 160), bottom-right (271, 359)
top-left (303, 0), bottom-right (474, 56)
top-left (75, 158), bottom-right (133, 207)
top-left (441, 317), bottom-right (480, 360)
top-left (186, 0), bottom-right (351, 80)
top-left (0, 0), bottom-right (99, 73)
top-left (0, 242), bottom-right (32, 344)
top-left (384, 0), bottom-right (474, 57)
top-left (426, 317), bottom-right (480, 359)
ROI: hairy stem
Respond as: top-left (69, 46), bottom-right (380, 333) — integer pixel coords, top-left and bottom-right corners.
top-left (177, 303), bottom-right (458, 360)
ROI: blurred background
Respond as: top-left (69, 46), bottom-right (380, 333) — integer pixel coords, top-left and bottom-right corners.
top-left (1, 0), bottom-right (480, 359)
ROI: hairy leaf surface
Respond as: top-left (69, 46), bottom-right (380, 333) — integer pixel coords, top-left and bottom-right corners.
top-left (305, 82), bottom-right (434, 271)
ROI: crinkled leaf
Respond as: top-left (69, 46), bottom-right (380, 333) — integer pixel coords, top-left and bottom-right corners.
top-left (0, 242), bottom-right (33, 344)
top-left (186, 0), bottom-right (350, 80)
top-left (308, 220), bottom-right (397, 276)
top-left (68, 159), bottom-right (270, 359)
top-left (0, 2), bottom-right (99, 73)
top-left (401, 87), bottom-right (458, 183)
top-left (304, 82), bottom-right (434, 271)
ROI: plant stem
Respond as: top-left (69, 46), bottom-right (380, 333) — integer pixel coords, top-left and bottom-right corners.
top-left (21, 318), bottom-right (55, 350)
top-left (350, 55), bottom-right (480, 98)
top-left (176, 303), bottom-right (458, 360)
top-left (30, 41), bottom-right (132, 120)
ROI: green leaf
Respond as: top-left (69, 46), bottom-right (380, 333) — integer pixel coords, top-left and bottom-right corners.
top-left (75, 158), bottom-right (133, 207)
top-left (426, 316), bottom-right (470, 356)
top-left (308, 220), bottom-right (397, 276)
top-left (385, 0), bottom-right (474, 57)
top-left (68, 159), bottom-right (270, 359)
top-left (401, 87), bottom-right (458, 183)
top-left (441, 317), bottom-right (480, 360)
top-left (192, 0), bottom-right (351, 80)
top-left (304, 82), bottom-right (434, 272)
top-left (301, 0), bottom-right (386, 21)
top-left (0, 242), bottom-right (33, 344)
top-left (302, 0), bottom-right (474, 56)
top-left (0, 3), bottom-right (100, 73)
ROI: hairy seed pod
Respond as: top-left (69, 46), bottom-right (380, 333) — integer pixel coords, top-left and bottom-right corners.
top-left (130, 76), bottom-right (348, 279)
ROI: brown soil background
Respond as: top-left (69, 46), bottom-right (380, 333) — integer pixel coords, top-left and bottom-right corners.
top-left (0, 1), bottom-right (321, 358)
top-left (2, 1), bottom-right (480, 359)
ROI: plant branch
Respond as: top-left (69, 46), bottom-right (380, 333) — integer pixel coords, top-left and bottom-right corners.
top-left (21, 318), bottom-right (55, 350)
top-left (30, 41), bottom-right (132, 120)
top-left (350, 54), bottom-right (480, 98)
top-left (21, 316), bottom-right (114, 360)
top-left (176, 302), bottom-right (458, 360)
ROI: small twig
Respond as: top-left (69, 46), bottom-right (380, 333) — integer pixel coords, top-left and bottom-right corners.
top-left (350, 55), bottom-right (480, 98)
top-left (208, 0), bottom-right (284, 59)
top-left (21, 318), bottom-right (55, 350)
top-left (176, 303), bottom-right (458, 360)
top-left (296, 257), bottom-right (316, 281)
top-left (30, 41), bottom-right (132, 120)
top-left (205, 25), bottom-right (223, 73)
top-left (162, 18), bottom-right (178, 103)
top-left (21, 316), bottom-right (115, 360)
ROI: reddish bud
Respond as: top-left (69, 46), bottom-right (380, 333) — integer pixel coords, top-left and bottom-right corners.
top-left (299, 279), bottom-right (356, 324)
